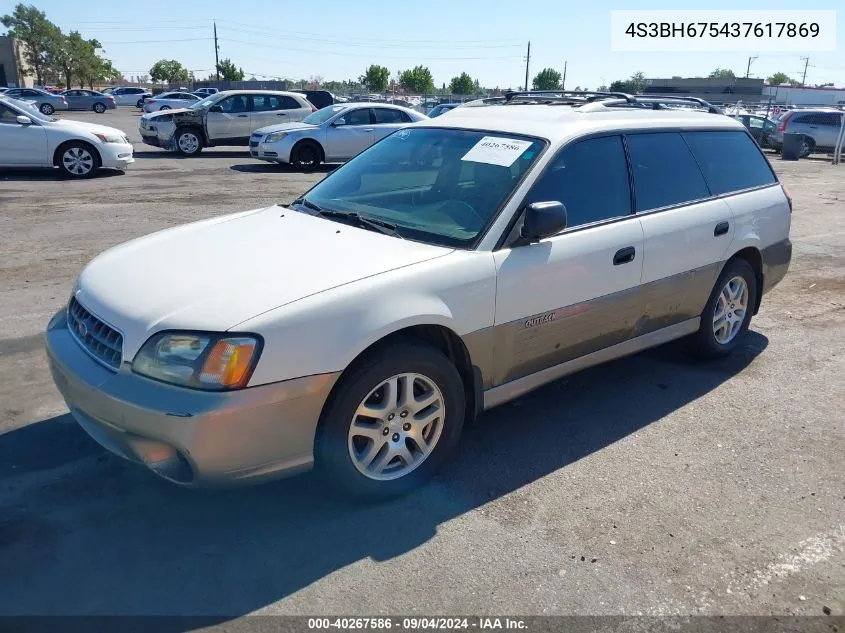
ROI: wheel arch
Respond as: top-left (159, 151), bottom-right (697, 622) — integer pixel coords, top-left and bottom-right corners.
top-left (725, 246), bottom-right (764, 314)
top-left (292, 137), bottom-right (325, 162)
top-left (53, 139), bottom-right (102, 169)
top-left (319, 320), bottom-right (482, 438)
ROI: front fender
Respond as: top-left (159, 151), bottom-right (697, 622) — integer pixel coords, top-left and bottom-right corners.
top-left (238, 252), bottom-right (497, 386)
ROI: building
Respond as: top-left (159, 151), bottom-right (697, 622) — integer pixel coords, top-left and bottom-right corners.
top-left (761, 85), bottom-right (845, 106)
top-left (644, 77), bottom-right (764, 102)
top-left (0, 35), bottom-right (34, 88)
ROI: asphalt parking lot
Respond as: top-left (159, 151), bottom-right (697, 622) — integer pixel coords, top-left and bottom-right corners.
top-left (0, 107), bottom-right (843, 620)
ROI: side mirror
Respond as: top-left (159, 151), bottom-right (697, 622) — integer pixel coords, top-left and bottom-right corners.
top-left (517, 201), bottom-right (567, 245)
top-left (209, 105), bottom-right (223, 113)
top-left (333, 117), bottom-right (346, 126)
top-left (16, 115), bottom-right (32, 125)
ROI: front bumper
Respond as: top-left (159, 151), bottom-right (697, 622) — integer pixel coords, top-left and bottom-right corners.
top-left (250, 136), bottom-right (293, 163)
top-left (98, 142), bottom-right (135, 169)
top-left (45, 309), bottom-right (339, 487)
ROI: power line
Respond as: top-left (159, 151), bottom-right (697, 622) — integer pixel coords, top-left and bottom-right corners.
top-left (100, 37), bottom-right (212, 44)
top-left (219, 37), bottom-right (522, 60)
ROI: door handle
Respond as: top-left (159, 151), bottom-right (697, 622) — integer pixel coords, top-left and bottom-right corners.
top-left (363, 128), bottom-right (373, 132)
top-left (613, 246), bottom-right (636, 265)
top-left (714, 221), bottom-right (730, 236)
top-left (236, 114), bottom-right (248, 118)
top-left (276, 113), bottom-right (287, 116)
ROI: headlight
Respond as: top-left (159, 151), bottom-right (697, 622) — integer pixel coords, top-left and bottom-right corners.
top-left (93, 132), bottom-right (126, 144)
top-left (132, 332), bottom-right (262, 390)
top-left (264, 131), bottom-right (288, 143)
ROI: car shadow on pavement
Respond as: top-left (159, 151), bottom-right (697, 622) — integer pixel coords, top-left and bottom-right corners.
top-left (131, 150), bottom-right (252, 160)
top-left (0, 331), bottom-right (768, 618)
top-left (0, 168), bottom-right (125, 181)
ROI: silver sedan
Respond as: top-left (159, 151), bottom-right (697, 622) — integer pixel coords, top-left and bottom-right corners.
top-left (2, 88), bottom-right (68, 115)
top-left (61, 89), bottom-right (117, 113)
top-left (249, 103), bottom-right (427, 169)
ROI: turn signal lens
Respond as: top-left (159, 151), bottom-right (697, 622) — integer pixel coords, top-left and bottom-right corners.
top-left (199, 338), bottom-right (258, 388)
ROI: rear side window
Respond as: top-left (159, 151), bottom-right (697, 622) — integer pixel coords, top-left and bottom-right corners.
top-left (524, 135), bottom-right (631, 228)
top-left (682, 130), bottom-right (776, 195)
top-left (626, 132), bottom-right (710, 212)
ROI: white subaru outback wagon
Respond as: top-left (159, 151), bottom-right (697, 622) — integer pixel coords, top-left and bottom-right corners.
top-left (46, 93), bottom-right (792, 498)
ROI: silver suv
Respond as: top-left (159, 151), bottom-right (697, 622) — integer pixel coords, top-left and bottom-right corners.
top-left (769, 108), bottom-right (844, 157)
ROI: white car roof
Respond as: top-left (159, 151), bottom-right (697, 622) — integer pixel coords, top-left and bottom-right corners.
top-left (213, 90), bottom-right (307, 97)
top-left (414, 104), bottom-right (746, 143)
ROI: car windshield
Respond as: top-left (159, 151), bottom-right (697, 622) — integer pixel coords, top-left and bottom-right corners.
top-left (303, 105), bottom-right (346, 125)
top-left (297, 127), bottom-right (545, 248)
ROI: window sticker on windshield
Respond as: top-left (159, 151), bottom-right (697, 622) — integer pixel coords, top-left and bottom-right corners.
top-left (461, 136), bottom-right (534, 167)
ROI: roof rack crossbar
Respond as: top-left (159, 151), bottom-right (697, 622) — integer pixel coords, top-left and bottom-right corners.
top-left (504, 89), bottom-right (636, 104)
top-left (630, 95), bottom-right (723, 114)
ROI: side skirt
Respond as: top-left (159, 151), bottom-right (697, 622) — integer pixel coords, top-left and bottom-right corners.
top-left (482, 317), bottom-right (700, 410)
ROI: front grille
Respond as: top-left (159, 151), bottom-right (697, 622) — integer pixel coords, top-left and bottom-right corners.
top-left (67, 297), bottom-right (123, 370)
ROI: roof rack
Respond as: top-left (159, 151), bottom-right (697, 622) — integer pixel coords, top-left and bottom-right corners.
top-left (625, 95), bottom-right (724, 114)
top-left (504, 90), bottom-right (636, 104)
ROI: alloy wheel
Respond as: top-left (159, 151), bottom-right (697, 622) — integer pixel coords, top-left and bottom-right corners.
top-left (62, 147), bottom-right (94, 176)
top-left (347, 373), bottom-right (445, 481)
top-left (713, 276), bottom-right (749, 345)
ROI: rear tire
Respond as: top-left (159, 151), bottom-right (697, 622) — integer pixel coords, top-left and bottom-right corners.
top-left (175, 128), bottom-right (203, 156)
top-left (291, 140), bottom-right (322, 170)
top-left (693, 259), bottom-right (757, 358)
top-left (799, 136), bottom-right (814, 158)
top-left (136, 98), bottom-right (144, 109)
top-left (40, 103), bottom-right (54, 115)
top-left (93, 102), bottom-right (106, 114)
top-left (57, 141), bottom-right (100, 179)
top-left (315, 341), bottom-right (465, 499)
top-left (160, 105), bottom-right (171, 111)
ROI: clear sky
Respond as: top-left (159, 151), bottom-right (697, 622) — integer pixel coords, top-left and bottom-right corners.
top-left (14, 0), bottom-right (845, 89)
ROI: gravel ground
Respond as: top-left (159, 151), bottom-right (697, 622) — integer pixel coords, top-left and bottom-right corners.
top-left (0, 108), bottom-right (843, 621)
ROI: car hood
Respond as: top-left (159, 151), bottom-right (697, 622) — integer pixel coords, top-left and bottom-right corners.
top-left (142, 107), bottom-right (196, 120)
top-left (49, 118), bottom-right (127, 138)
top-left (254, 122), bottom-right (318, 135)
top-left (74, 206), bottom-right (453, 358)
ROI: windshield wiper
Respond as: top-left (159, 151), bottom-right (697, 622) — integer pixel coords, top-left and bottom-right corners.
top-left (289, 198), bottom-right (403, 239)
top-left (316, 209), bottom-right (404, 239)
top-left (290, 196), bottom-right (322, 212)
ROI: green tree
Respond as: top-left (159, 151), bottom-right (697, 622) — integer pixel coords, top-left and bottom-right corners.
top-left (399, 65), bottom-right (434, 94)
top-left (359, 64), bottom-right (390, 92)
top-left (532, 67), bottom-right (561, 90)
top-left (609, 71), bottom-right (646, 94)
top-left (149, 59), bottom-right (190, 84)
top-left (216, 58), bottom-right (244, 81)
top-left (1, 3), bottom-right (61, 86)
top-left (708, 68), bottom-right (736, 79)
top-left (47, 30), bottom-right (104, 90)
top-left (767, 71), bottom-right (794, 85)
top-left (449, 72), bottom-right (474, 95)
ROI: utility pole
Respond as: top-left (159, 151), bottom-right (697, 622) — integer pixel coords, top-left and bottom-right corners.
top-left (524, 41), bottom-right (530, 91)
top-left (214, 21), bottom-right (220, 84)
top-left (800, 57), bottom-right (810, 86)
top-left (745, 55), bottom-right (758, 78)
top-left (562, 60), bottom-right (567, 90)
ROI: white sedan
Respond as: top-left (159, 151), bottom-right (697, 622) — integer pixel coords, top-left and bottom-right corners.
top-left (0, 96), bottom-right (134, 178)
top-left (249, 103), bottom-right (426, 169)
top-left (142, 91), bottom-right (201, 113)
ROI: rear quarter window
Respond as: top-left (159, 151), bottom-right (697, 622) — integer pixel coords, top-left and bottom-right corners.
top-left (625, 132), bottom-right (710, 212)
top-left (682, 130), bottom-right (776, 195)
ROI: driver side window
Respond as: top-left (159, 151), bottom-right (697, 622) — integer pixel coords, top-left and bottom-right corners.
top-left (0, 104), bottom-right (20, 123)
top-left (216, 95), bottom-right (249, 113)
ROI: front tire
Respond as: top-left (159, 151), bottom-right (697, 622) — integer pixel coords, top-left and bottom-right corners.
top-left (93, 102), bottom-right (106, 113)
top-left (316, 341), bottom-right (466, 499)
top-left (40, 103), bottom-right (54, 115)
top-left (291, 140), bottom-right (322, 170)
top-left (694, 259), bottom-right (757, 358)
top-left (57, 142), bottom-right (100, 179)
top-left (175, 128), bottom-right (203, 156)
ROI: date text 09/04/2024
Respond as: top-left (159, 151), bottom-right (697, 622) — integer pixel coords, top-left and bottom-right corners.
top-left (307, 617), bottom-right (528, 630)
